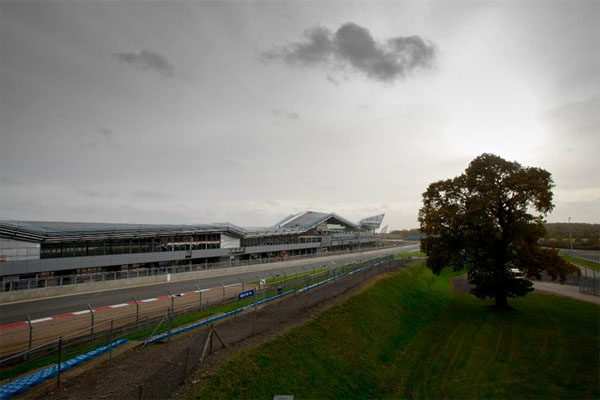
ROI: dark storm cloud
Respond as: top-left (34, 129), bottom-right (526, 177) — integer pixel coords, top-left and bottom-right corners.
top-left (113, 50), bottom-right (175, 77)
top-left (261, 22), bottom-right (436, 82)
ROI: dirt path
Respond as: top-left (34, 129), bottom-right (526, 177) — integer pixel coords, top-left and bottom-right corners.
top-left (34, 262), bottom-right (404, 400)
top-left (532, 281), bottom-right (600, 305)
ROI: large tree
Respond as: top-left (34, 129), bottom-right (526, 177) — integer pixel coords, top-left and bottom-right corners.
top-left (418, 153), bottom-right (576, 308)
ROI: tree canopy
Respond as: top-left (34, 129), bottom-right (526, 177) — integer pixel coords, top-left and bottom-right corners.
top-left (418, 153), bottom-right (576, 308)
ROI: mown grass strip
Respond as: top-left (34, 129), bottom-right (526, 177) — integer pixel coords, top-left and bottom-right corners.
top-left (394, 251), bottom-right (425, 259)
top-left (562, 255), bottom-right (600, 271)
top-left (194, 264), bottom-right (599, 400)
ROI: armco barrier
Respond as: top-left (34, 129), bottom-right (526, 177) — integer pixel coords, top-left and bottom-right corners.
top-left (0, 339), bottom-right (128, 399)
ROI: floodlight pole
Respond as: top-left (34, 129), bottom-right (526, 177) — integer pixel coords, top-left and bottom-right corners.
top-left (568, 217), bottom-right (574, 254)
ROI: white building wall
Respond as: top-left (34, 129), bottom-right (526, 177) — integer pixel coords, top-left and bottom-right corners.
top-left (0, 238), bottom-right (41, 262)
top-left (220, 233), bottom-right (241, 249)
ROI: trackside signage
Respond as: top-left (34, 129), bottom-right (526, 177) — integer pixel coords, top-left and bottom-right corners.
top-left (238, 289), bottom-right (255, 300)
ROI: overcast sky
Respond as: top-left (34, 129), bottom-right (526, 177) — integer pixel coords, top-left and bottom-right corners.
top-left (1, 0), bottom-right (598, 229)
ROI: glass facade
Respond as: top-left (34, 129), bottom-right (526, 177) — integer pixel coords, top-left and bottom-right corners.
top-left (39, 233), bottom-right (221, 259)
top-left (241, 235), bottom-right (321, 247)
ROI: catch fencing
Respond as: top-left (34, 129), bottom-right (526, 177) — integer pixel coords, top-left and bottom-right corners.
top-left (579, 267), bottom-right (600, 296)
top-left (0, 255), bottom-right (412, 391)
top-left (129, 255), bottom-right (412, 399)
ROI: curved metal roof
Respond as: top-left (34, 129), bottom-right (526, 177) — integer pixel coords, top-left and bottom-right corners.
top-left (0, 210), bottom-right (383, 243)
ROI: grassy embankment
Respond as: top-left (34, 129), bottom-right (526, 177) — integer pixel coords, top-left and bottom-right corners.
top-left (194, 264), bottom-right (599, 399)
top-left (562, 255), bottom-right (600, 272)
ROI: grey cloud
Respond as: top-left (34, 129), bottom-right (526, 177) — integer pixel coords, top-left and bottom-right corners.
top-left (77, 188), bottom-right (104, 198)
top-left (224, 157), bottom-right (269, 172)
top-left (263, 26), bottom-right (334, 65)
top-left (272, 109), bottom-right (300, 120)
top-left (113, 50), bottom-right (175, 77)
top-left (326, 75), bottom-right (340, 86)
top-left (97, 127), bottom-right (115, 145)
top-left (79, 127), bottom-right (116, 150)
top-left (543, 96), bottom-right (600, 138)
top-left (79, 142), bottom-right (97, 150)
top-left (131, 190), bottom-right (171, 200)
top-left (98, 127), bottom-right (114, 140)
top-left (261, 22), bottom-right (436, 82)
top-left (1, 176), bottom-right (25, 186)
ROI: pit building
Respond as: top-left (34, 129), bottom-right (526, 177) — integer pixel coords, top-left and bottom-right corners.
top-left (0, 211), bottom-right (385, 284)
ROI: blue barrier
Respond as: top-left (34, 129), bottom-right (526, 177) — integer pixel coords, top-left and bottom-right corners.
top-left (0, 339), bottom-right (128, 399)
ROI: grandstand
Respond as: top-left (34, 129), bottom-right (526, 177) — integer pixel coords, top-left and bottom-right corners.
top-left (0, 211), bottom-right (385, 282)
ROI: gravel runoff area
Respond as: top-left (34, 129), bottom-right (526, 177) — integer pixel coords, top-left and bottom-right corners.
top-left (36, 260), bottom-right (408, 400)
top-left (452, 275), bottom-right (599, 305)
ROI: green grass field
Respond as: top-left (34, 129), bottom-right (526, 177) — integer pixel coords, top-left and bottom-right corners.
top-left (394, 250), bottom-right (425, 259)
top-left (385, 233), bottom-right (405, 239)
top-left (562, 255), bottom-right (600, 271)
top-left (193, 264), bottom-right (599, 399)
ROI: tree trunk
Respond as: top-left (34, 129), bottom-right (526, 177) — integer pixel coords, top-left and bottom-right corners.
top-left (494, 294), bottom-right (508, 309)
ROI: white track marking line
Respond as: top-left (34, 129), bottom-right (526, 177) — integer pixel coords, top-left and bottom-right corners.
top-left (72, 310), bottom-right (90, 315)
top-left (30, 317), bottom-right (53, 324)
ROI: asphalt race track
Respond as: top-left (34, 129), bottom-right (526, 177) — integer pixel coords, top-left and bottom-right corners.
top-left (561, 249), bottom-right (600, 263)
top-left (0, 244), bottom-right (419, 325)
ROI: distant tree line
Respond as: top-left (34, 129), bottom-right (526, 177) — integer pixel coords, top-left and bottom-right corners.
top-left (541, 223), bottom-right (599, 251)
top-left (389, 228), bottom-right (421, 238)
top-left (389, 223), bottom-right (598, 250)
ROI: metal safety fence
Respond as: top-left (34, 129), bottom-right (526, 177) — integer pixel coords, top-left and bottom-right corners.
top-left (579, 268), bottom-right (600, 296)
top-left (0, 255), bottom-right (412, 390)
